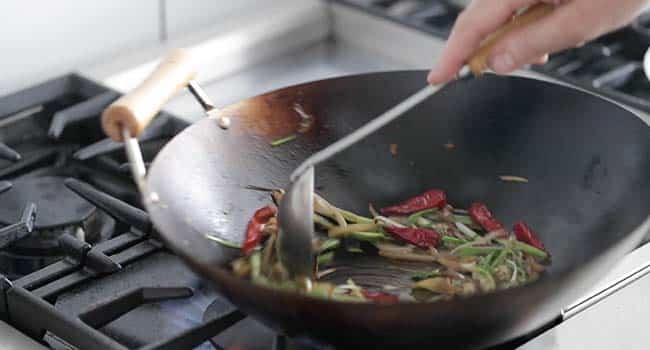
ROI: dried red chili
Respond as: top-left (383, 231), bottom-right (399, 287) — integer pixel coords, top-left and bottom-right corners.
top-left (242, 205), bottom-right (277, 254)
top-left (380, 189), bottom-right (447, 216)
top-left (468, 202), bottom-right (503, 232)
top-left (385, 226), bottom-right (441, 249)
top-left (513, 221), bottom-right (545, 251)
top-left (361, 289), bottom-right (399, 303)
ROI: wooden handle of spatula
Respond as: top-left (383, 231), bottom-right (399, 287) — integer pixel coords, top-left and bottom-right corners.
top-left (468, 3), bottom-right (554, 75)
top-left (102, 49), bottom-right (196, 141)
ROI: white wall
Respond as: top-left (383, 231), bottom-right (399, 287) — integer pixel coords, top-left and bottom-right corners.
top-left (0, 0), bottom-right (262, 96)
top-left (165, 0), bottom-right (260, 39)
top-left (0, 1), bottom-right (159, 96)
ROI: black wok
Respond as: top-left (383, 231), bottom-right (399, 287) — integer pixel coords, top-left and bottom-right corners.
top-left (114, 68), bottom-right (650, 349)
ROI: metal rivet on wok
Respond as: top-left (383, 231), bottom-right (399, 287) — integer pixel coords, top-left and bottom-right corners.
top-left (149, 192), bottom-right (160, 203)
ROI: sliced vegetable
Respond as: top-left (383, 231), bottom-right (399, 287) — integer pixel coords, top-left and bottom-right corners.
top-left (442, 235), bottom-right (467, 247)
top-left (242, 205), bottom-right (277, 254)
top-left (250, 252), bottom-right (261, 280)
top-left (499, 175), bottom-right (529, 183)
top-left (415, 217), bottom-right (434, 228)
top-left (490, 248), bottom-right (509, 268)
top-left (407, 208), bottom-right (438, 223)
top-left (411, 269), bottom-right (441, 281)
top-left (347, 231), bottom-right (391, 243)
top-left (384, 226), bottom-right (441, 248)
top-left (513, 221), bottom-right (546, 252)
top-left (501, 239), bottom-right (549, 260)
top-left (381, 189), bottom-right (447, 216)
top-left (328, 223), bottom-right (379, 237)
top-left (339, 209), bottom-right (374, 224)
top-left (413, 277), bottom-right (458, 295)
top-left (318, 238), bottom-right (341, 253)
top-left (317, 251), bottom-right (335, 265)
top-left (472, 267), bottom-right (496, 292)
top-left (204, 234), bottom-right (242, 249)
top-left (314, 214), bottom-right (335, 229)
top-left (270, 134), bottom-right (297, 147)
top-left (453, 246), bottom-right (503, 257)
top-left (455, 222), bottom-right (478, 238)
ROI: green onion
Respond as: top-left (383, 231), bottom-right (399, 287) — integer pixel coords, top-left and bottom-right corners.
top-left (270, 134), bottom-right (297, 147)
top-left (480, 251), bottom-right (498, 270)
top-left (453, 246), bottom-right (503, 257)
top-left (498, 239), bottom-right (549, 259)
top-left (318, 238), bottom-right (340, 253)
top-left (442, 235), bottom-right (467, 247)
top-left (411, 269), bottom-right (441, 281)
top-left (347, 246), bottom-right (364, 254)
top-left (454, 222), bottom-right (478, 238)
top-left (348, 231), bottom-right (391, 243)
top-left (317, 251), bottom-right (335, 265)
top-left (454, 215), bottom-right (477, 227)
top-left (415, 217), bottom-right (433, 228)
top-left (490, 248), bottom-right (509, 268)
top-left (204, 234), bottom-right (242, 249)
top-left (250, 252), bottom-right (261, 280)
top-left (408, 209), bottom-right (438, 223)
top-left (314, 214), bottom-right (335, 229)
top-left (339, 209), bottom-right (373, 224)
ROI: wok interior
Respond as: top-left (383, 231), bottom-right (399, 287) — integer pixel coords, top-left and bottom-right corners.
top-left (146, 71), bottom-right (650, 346)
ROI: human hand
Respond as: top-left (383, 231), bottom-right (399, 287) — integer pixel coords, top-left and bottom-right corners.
top-left (427, 0), bottom-right (649, 84)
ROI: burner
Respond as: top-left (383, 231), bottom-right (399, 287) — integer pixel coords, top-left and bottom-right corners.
top-left (0, 176), bottom-right (115, 279)
top-left (0, 176), bottom-right (94, 228)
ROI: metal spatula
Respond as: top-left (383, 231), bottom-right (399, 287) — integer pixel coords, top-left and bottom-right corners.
top-left (277, 3), bottom-right (554, 279)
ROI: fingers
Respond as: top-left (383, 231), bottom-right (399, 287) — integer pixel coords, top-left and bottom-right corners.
top-left (427, 0), bottom-right (539, 84)
top-left (486, 0), bottom-right (647, 74)
top-left (485, 2), bottom-right (591, 74)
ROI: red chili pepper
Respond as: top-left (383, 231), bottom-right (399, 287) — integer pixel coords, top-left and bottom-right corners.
top-left (513, 221), bottom-right (546, 251)
top-left (361, 289), bottom-right (399, 303)
top-left (385, 226), bottom-right (441, 249)
top-left (468, 202), bottom-right (503, 232)
top-left (242, 205), bottom-right (277, 254)
top-left (380, 189), bottom-right (447, 216)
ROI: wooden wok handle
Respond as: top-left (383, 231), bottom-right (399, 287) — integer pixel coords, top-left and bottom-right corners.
top-left (468, 3), bottom-right (554, 75)
top-left (102, 49), bottom-right (196, 141)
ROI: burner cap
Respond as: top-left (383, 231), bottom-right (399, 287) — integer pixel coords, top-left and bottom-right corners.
top-left (0, 176), bottom-right (95, 228)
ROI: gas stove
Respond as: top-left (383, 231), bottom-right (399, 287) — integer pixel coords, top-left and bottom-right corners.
top-left (3, 1), bottom-right (650, 349)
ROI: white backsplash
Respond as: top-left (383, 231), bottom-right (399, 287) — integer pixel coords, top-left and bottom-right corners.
top-left (0, 0), bottom-right (160, 96)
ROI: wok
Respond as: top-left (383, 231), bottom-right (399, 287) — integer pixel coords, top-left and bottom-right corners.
top-left (106, 68), bottom-right (650, 349)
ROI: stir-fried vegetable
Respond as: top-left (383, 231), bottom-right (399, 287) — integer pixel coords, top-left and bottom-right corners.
top-left (228, 188), bottom-right (550, 303)
top-left (270, 134), bottom-right (297, 147)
